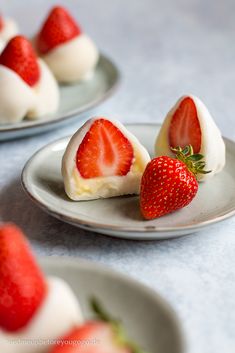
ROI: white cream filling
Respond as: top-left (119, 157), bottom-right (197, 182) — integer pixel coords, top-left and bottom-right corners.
top-left (0, 277), bottom-right (83, 353)
top-left (0, 59), bottom-right (59, 124)
top-left (42, 34), bottom-right (99, 83)
top-left (62, 118), bottom-right (151, 200)
top-left (155, 95), bottom-right (226, 181)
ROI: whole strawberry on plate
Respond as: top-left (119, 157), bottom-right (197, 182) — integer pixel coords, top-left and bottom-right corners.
top-left (140, 145), bottom-right (210, 220)
top-left (49, 298), bottom-right (146, 353)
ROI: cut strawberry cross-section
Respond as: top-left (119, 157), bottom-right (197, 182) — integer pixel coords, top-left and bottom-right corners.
top-left (37, 6), bottom-right (82, 54)
top-left (169, 96), bottom-right (202, 153)
top-left (62, 117), bottom-right (151, 200)
top-left (76, 119), bottom-right (134, 178)
top-left (155, 95), bottom-right (226, 182)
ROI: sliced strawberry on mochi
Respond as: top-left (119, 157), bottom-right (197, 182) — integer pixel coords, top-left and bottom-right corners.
top-left (0, 15), bottom-right (4, 31)
top-left (76, 119), bottom-right (134, 178)
top-left (0, 224), bottom-right (47, 332)
top-left (49, 299), bottom-right (142, 353)
top-left (37, 6), bottom-right (82, 54)
top-left (0, 35), bottom-right (40, 86)
top-left (169, 96), bottom-right (202, 154)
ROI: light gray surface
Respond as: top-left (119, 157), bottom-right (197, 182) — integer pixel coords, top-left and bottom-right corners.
top-left (0, 1), bottom-right (235, 352)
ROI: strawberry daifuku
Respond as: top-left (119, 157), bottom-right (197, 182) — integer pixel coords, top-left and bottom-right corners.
top-left (155, 95), bottom-right (225, 181)
top-left (62, 117), bottom-right (151, 200)
top-left (0, 225), bottom-right (145, 353)
top-left (36, 6), bottom-right (99, 83)
top-left (0, 35), bottom-right (59, 124)
top-left (0, 224), bottom-right (83, 353)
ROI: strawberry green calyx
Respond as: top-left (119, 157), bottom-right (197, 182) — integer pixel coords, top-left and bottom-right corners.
top-left (91, 298), bottom-right (147, 353)
top-left (171, 145), bottom-right (211, 178)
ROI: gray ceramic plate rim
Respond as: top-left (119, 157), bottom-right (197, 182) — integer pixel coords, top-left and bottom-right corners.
top-left (21, 123), bottom-right (235, 236)
top-left (40, 256), bottom-right (185, 351)
top-left (0, 54), bottom-right (120, 133)
top-left (41, 255), bottom-right (179, 315)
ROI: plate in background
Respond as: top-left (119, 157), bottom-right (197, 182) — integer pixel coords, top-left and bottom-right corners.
top-left (22, 123), bottom-right (235, 240)
top-left (0, 55), bottom-right (119, 141)
top-left (42, 256), bottom-right (184, 353)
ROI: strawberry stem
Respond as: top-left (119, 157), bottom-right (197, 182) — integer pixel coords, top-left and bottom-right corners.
top-left (90, 298), bottom-right (148, 353)
top-left (171, 145), bottom-right (211, 178)
top-left (91, 297), bottom-right (112, 322)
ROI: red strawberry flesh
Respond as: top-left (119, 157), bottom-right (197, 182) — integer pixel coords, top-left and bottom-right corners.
top-left (76, 119), bottom-right (134, 179)
top-left (169, 97), bottom-right (202, 153)
top-left (0, 35), bottom-right (40, 86)
top-left (140, 156), bottom-right (198, 220)
top-left (0, 224), bottom-right (47, 332)
top-left (37, 6), bottom-right (82, 54)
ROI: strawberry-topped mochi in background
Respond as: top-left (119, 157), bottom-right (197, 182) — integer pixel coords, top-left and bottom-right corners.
top-left (0, 35), bottom-right (59, 124)
top-left (0, 13), bottom-right (18, 52)
top-left (62, 117), bottom-right (151, 200)
top-left (0, 224), bottom-right (82, 353)
top-left (36, 6), bottom-right (99, 83)
top-left (155, 95), bottom-right (226, 181)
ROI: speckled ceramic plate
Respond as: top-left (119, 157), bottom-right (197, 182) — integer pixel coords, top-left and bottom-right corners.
top-left (41, 256), bottom-right (184, 353)
top-left (0, 55), bottom-right (119, 141)
top-left (22, 123), bottom-right (235, 240)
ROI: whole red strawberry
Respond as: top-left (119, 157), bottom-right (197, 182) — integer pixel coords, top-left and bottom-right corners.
top-left (140, 146), bottom-right (210, 219)
top-left (37, 6), bottom-right (82, 54)
top-left (49, 299), bottom-right (143, 353)
top-left (0, 224), bottom-right (47, 332)
top-left (0, 35), bottom-right (40, 86)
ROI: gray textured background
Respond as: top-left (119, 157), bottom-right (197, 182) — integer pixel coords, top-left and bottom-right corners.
top-left (0, 1), bottom-right (235, 352)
